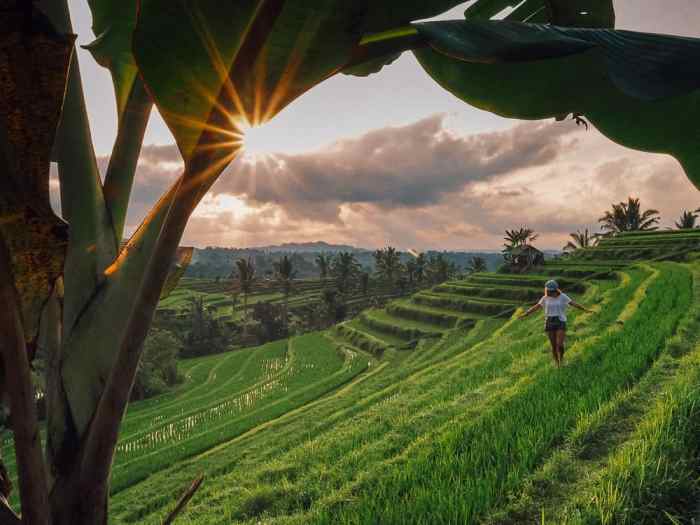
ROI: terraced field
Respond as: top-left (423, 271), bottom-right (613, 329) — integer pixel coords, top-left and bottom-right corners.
top-left (6, 233), bottom-right (700, 524)
top-left (572, 228), bottom-right (700, 262)
top-left (156, 276), bottom-right (406, 325)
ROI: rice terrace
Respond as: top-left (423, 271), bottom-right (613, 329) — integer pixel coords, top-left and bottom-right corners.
top-left (3, 1), bottom-right (700, 524)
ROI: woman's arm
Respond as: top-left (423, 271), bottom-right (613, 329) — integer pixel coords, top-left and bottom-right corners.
top-left (518, 303), bottom-right (542, 319)
top-left (570, 301), bottom-right (594, 313)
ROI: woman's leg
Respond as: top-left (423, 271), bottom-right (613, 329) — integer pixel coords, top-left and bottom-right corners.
top-left (556, 329), bottom-right (566, 365)
top-left (547, 331), bottom-right (559, 365)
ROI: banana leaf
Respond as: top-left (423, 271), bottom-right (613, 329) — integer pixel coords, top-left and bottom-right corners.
top-left (413, 20), bottom-right (700, 188)
top-left (133, 1), bottom-right (364, 161)
top-left (160, 247), bottom-right (194, 299)
top-left (133, 1), bottom-right (472, 159)
top-left (468, 0), bottom-right (615, 27)
top-left (83, 0), bottom-right (138, 121)
top-left (344, 0), bottom-right (615, 77)
top-left (0, 8), bottom-right (73, 342)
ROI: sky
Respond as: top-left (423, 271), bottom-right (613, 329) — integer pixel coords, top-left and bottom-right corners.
top-left (66, 0), bottom-right (700, 251)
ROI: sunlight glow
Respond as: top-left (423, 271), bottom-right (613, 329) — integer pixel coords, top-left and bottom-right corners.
top-left (193, 194), bottom-right (256, 220)
top-left (240, 122), bottom-right (279, 162)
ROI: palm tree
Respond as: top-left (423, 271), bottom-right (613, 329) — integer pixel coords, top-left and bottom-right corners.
top-left (426, 253), bottom-right (453, 284)
top-left (563, 228), bottom-right (597, 253)
top-left (315, 252), bottom-right (332, 288)
top-left (504, 227), bottom-right (538, 247)
top-left (503, 227), bottom-right (538, 264)
top-left (405, 259), bottom-right (418, 286)
top-left (359, 271), bottom-right (370, 296)
top-left (374, 246), bottom-right (402, 288)
top-left (598, 197), bottom-right (660, 235)
top-left (273, 255), bottom-right (296, 332)
top-left (234, 257), bottom-right (256, 324)
top-left (674, 210), bottom-right (698, 229)
top-left (331, 252), bottom-right (360, 294)
top-left (414, 252), bottom-right (427, 283)
top-left (466, 256), bottom-right (487, 274)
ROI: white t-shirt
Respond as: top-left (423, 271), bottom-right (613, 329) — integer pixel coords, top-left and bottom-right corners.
top-left (538, 293), bottom-right (572, 321)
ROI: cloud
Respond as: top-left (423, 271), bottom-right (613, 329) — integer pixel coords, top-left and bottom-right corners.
top-left (86, 113), bottom-right (699, 251)
top-left (211, 114), bottom-right (582, 222)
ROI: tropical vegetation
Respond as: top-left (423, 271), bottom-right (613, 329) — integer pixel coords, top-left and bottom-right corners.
top-left (599, 197), bottom-right (660, 235)
top-left (675, 209), bottom-right (699, 230)
top-left (4, 0), bottom-right (700, 522)
top-left (563, 228), bottom-right (598, 253)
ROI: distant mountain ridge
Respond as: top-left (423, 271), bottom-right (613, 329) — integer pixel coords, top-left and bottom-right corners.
top-left (241, 241), bottom-right (369, 253)
top-left (197, 242), bottom-right (561, 255)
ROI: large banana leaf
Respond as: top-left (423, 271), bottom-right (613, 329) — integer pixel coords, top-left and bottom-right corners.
top-left (83, 0), bottom-right (153, 243)
top-left (133, 1), bottom-right (471, 159)
top-left (545, 0), bottom-right (615, 27)
top-left (160, 247), bottom-right (194, 299)
top-left (133, 1), bottom-right (366, 161)
top-left (343, 0), bottom-right (615, 77)
top-left (0, 9), bottom-right (73, 342)
top-left (83, 0), bottom-right (138, 121)
top-left (467, 0), bottom-right (615, 27)
top-left (413, 20), bottom-right (700, 188)
top-left (361, 1), bottom-right (465, 33)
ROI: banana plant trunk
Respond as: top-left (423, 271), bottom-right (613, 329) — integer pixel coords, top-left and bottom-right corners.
top-left (48, 476), bottom-right (109, 525)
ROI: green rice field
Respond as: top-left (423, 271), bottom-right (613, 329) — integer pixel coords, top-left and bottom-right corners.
top-left (8, 232), bottom-right (700, 524)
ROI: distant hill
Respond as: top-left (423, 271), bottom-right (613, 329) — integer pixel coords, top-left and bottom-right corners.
top-left (244, 241), bottom-right (369, 254)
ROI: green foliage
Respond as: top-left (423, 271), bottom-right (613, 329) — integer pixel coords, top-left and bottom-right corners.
top-left (315, 253), bottom-right (332, 283)
top-left (234, 257), bottom-right (257, 295)
top-left (331, 252), bottom-right (361, 293)
top-left (108, 335), bottom-right (367, 494)
top-left (502, 227), bottom-right (539, 264)
top-left (425, 252), bottom-right (458, 284)
top-left (83, 0), bottom-right (139, 119)
top-left (0, 13), bottom-right (72, 341)
top-left (11, 0), bottom-right (700, 521)
top-left (466, 256), bottom-right (488, 273)
top-left (251, 302), bottom-right (287, 343)
top-left (598, 197), bottom-right (660, 234)
top-left (182, 295), bottom-right (228, 358)
top-left (674, 209), bottom-right (698, 230)
top-left (373, 246), bottom-right (402, 287)
top-left (132, 2), bottom-right (363, 159)
top-left (472, 0), bottom-right (616, 27)
top-left (563, 228), bottom-right (597, 253)
top-left (315, 264), bottom-right (691, 524)
top-left (131, 329), bottom-right (182, 401)
top-left (3, 235), bottom-right (681, 524)
top-left (413, 20), bottom-right (700, 188)
top-left (274, 255), bottom-right (296, 297)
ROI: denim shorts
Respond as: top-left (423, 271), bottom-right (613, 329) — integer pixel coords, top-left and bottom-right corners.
top-left (544, 316), bottom-right (567, 332)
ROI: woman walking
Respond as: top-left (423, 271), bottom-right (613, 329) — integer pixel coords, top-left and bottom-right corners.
top-left (518, 280), bottom-right (594, 367)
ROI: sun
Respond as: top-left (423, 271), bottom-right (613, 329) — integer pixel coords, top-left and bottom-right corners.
top-left (241, 122), bottom-right (277, 162)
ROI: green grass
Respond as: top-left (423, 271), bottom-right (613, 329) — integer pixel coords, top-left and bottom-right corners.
top-left (360, 308), bottom-right (444, 340)
top-left (385, 299), bottom-right (476, 328)
top-left (109, 334), bottom-right (368, 493)
top-left (103, 262), bottom-right (649, 524)
top-left (340, 318), bottom-right (406, 349)
top-left (8, 235), bottom-right (700, 524)
top-left (481, 267), bottom-right (700, 525)
top-left (309, 264), bottom-right (691, 524)
top-left (413, 291), bottom-right (522, 317)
